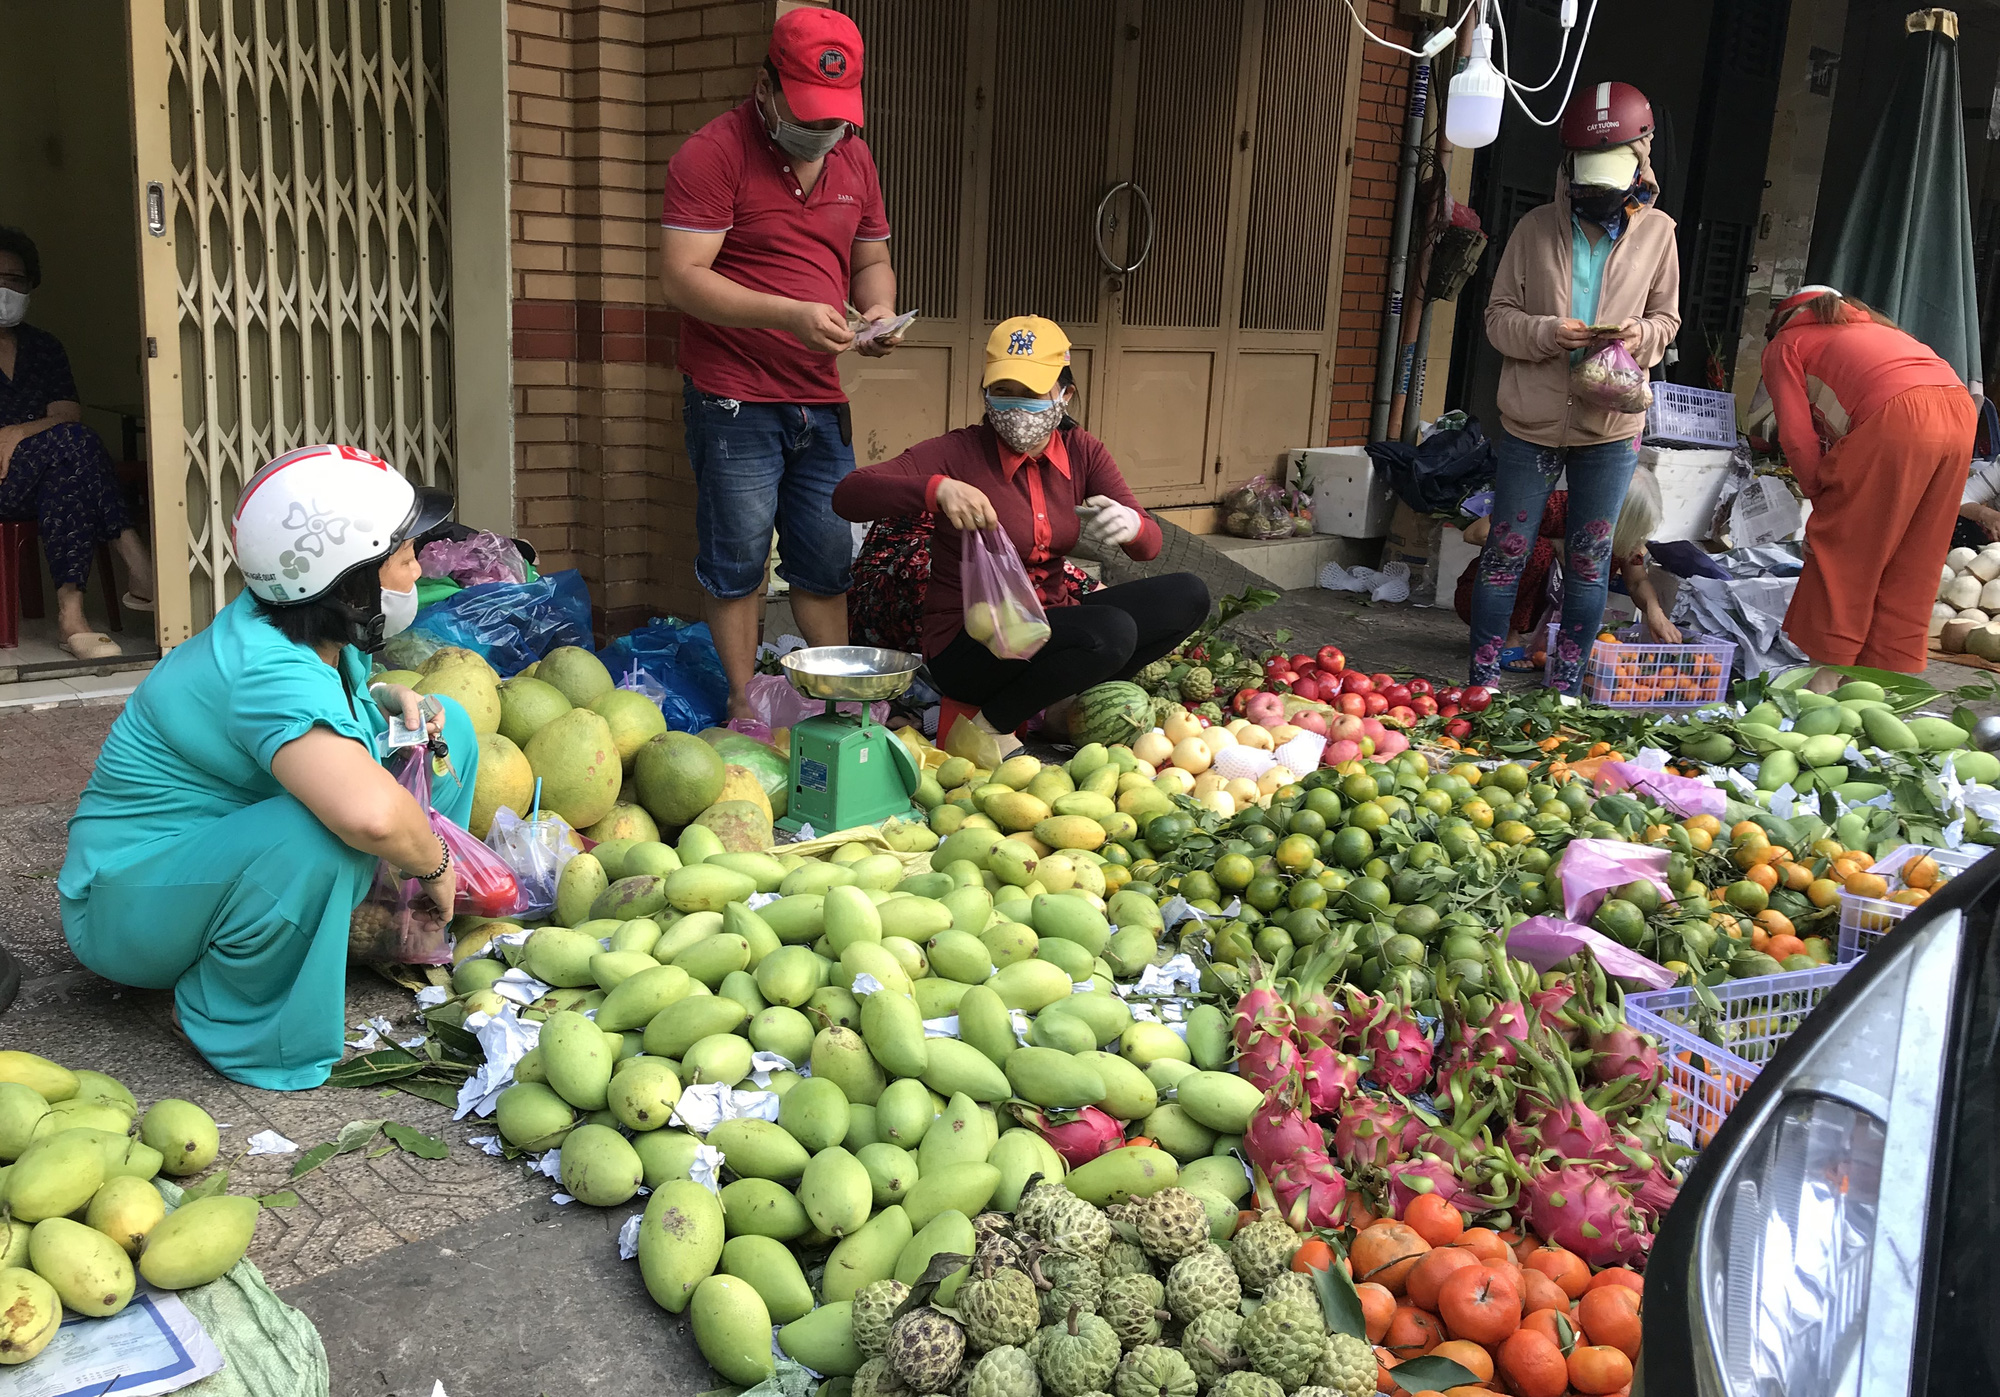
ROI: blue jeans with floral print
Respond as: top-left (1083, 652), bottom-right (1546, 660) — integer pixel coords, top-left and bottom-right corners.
top-left (1468, 429), bottom-right (1638, 694)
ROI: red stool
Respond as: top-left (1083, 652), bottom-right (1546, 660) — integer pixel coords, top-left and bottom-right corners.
top-left (0, 520), bottom-right (31, 649)
top-left (937, 696), bottom-right (981, 746)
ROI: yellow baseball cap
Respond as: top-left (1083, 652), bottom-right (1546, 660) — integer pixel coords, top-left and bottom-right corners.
top-left (983, 316), bottom-right (1071, 394)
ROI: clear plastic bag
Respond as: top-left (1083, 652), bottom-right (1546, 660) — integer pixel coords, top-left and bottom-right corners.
top-left (1570, 340), bottom-right (1653, 413)
top-left (349, 749), bottom-right (526, 965)
top-left (419, 531), bottom-right (528, 587)
top-left (484, 806), bottom-right (585, 921)
top-left (745, 670), bottom-right (888, 729)
top-left (961, 525), bottom-right (1051, 660)
top-left (1220, 476), bottom-right (1312, 539)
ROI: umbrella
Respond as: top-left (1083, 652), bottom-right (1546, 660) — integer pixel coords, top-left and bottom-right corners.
top-left (1816, 8), bottom-right (1981, 387)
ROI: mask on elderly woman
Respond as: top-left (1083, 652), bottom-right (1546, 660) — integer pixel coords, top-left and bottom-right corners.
top-left (380, 585), bottom-right (419, 639)
top-left (0, 289), bottom-right (27, 329)
top-left (986, 390), bottom-right (1066, 455)
top-left (1571, 186), bottom-right (1629, 226)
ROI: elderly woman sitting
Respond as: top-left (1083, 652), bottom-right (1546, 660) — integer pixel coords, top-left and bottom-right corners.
top-left (0, 225), bottom-right (155, 658)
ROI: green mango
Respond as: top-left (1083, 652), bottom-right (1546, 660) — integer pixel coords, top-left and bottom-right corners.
top-left (955, 985), bottom-right (1019, 1068)
top-left (674, 932), bottom-right (753, 990)
top-left (1101, 926), bottom-right (1158, 979)
top-left (838, 943), bottom-right (913, 998)
top-left (1792, 705), bottom-right (1843, 737)
top-left (754, 945), bottom-right (827, 1009)
top-left (639, 1180), bottom-right (725, 1313)
top-left (859, 990), bottom-right (929, 1078)
top-left (136, 1195), bottom-right (259, 1290)
top-left (558, 1123), bottom-right (644, 1206)
top-left (820, 1202), bottom-right (913, 1301)
top-left (542, 1010), bottom-right (616, 1111)
top-left (780, 861), bottom-right (857, 897)
top-left (843, 1103), bottom-right (884, 1151)
top-left (605, 1058), bottom-right (682, 1131)
top-left (1861, 707), bottom-right (1920, 753)
top-left (1907, 716), bottom-right (1971, 752)
top-left (1028, 1011), bottom-right (1096, 1053)
top-left (918, 1091), bottom-right (997, 1173)
top-left (555, 853), bottom-right (608, 926)
top-left (823, 885), bottom-right (884, 955)
top-left (708, 1119), bottom-right (812, 1181)
top-left (1173, 1071), bottom-right (1264, 1133)
top-left (1178, 1153), bottom-right (1251, 1202)
top-left (925, 929), bottom-right (995, 985)
top-left (1063, 1145), bottom-right (1179, 1205)
top-left (722, 1235), bottom-right (816, 1324)
top-left (761, 894), bottom-right (826, 945)
top-left (1949, 749), bottom-right (2000, 784)
top-left (913, 978), bottom-right (971, 1019)
top-left (901, 1161), bottom-right (1001, 1232)
top-left (643, 995), bottom-right (747, 1058)
top-left (1004, 1046), bottom-right (1106, 1108)
top-left (633, 1129), bottom-right (704, 1189)
top-left (707, 851), bottom-right (789, 893)
top-left (664, 863), bottom-right (757, 914)
top-left (980, 920), bottom-right (1039, 968)
top-left (691, 1274), bottom-right (775, 1386)
top-left (624, 841), bottom-right (682, 878)
top-left (1120, 1021), bottom-right (1192, 1068)
top-left (799, 1146), bottom-right (874, 1237)
top-left (724, 903), bottom-right (781, 967)
top-left (1832, 680), bottom-right (1888, 703)
top-left (811, 1026), bottom-right (887, 1106)
top-left (1075, 1050), bottom-right (1157, 1120)
top-left (1743, 701), bottom-right (1784, 728)
top-left (1798, 734), bottom-right (1850, 769)
top-left (718, 1177), bottom-right (812, 1240)
top-left (30, 1216), bottom-right (134, 1317)
top-left (677, 823), bottom-right (729, 866)
top-left (989, 1127), bottom-right (1066, 1211)
top-left (84, 1176), bottom-right (165, 1256)
top-left (495, 1082), bottom-right (575, 1150)
top-left (1039, 992), bottom-right (1131, 1047)
top-left (874, 1078), bottom-right (936, 1148)
top-left (682, 1033), bottom-right (754, 1088)
top-left (651, 911), bottom-right (724, 964)
top-left (988, 960), bottom-right (1073, 1012)
top-left (778, 1077), bottom-right (852, 1153)
top-left (1139, 1103), bottom-right (1218, 1162)
top-left (778, 1300), bottom-right (863, 1376)
top-left (857, 1142), bottom-right (919, 1206)
top-left (1029, 894), bottom-right (1111, 956)
top-left (1184, 1005), bottom-right (1231, 1070)
top-left (894, 1208), bottom-right (976, 1301)
top-left (920, 1037), bottom-right (1012, 1103)
top-left (137, 1099), bottom-right (219, 1179)
top-left (591, 874), bottom-right (670, 922)
top-left (1755, 749), bottom-right (1800, 792)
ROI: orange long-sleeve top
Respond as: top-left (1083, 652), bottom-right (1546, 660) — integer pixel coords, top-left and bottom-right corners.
top-left (1759, 316), bottom-right (1964, 494)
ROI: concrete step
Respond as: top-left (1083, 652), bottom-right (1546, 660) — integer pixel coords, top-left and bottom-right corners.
top-left (1200, 532), bottom-right (1385, 592)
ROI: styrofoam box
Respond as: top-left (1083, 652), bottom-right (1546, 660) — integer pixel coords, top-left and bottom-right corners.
top-left (1640, 445), bottom-right (1734, 543)
top-left (1293, 447), bottom-right (1396, 539)
top-left (1432, 527), bottom-right (1482, 608)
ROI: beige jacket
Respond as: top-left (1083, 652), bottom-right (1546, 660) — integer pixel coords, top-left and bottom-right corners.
top-left (1484, 136), bottom-right (1682, 447)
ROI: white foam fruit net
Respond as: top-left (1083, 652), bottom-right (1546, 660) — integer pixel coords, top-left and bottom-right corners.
top-left (1212, 745), bottom-right (1277, 781)
top-left (1273, 732), bottom-right (1328, 775)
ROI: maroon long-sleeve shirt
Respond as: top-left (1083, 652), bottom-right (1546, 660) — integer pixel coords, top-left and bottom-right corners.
top-left (832, 422), bottom-right (1164, 656)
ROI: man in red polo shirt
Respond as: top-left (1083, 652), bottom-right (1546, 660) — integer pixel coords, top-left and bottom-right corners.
top-left (660, 7), bottom-right (900, 721)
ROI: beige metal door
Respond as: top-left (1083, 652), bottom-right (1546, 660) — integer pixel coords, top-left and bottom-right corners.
top-left (128, 0), bottom-right (458, 642)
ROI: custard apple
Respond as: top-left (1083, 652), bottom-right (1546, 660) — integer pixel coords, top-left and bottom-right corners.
top-left (974, 1212), bottom-right (1015, 1242)
top-left (1114, 1189), bottom-right (1211, 1265)
top-left (1164, 1245), bottom-right (1241, 1325)
top-left (1228, 1220), bottom-right (1299, 1294)
top-left (968, 1346), bottom-right (1043, 1397)
top-left (1305, 1333), bottom-right (1374, 1397)
top-left (961, 1266), bottom-right (1042, 1352)
top-left (1036, 1309), bottom-right (1122, 1397)
top-left (1209, 1374), bottom-right (1283, 1397)
top-left (952, 1367), bottom-right (976, 1397)
top-left (1178, 668), bottom-right (1215, 704)
top-left (1099, 1273), bottom-right (1167, 1351)
top-left (890, 1308), bottom-right (968, 1393)
top-left (1180, 1308), bottom-right (1244, 1390)
top-left (855, 1358), bottom-right (913, 1397)
top-left (1038, 1189), bottom-right (1115, 1257)
top-left (1100, 1238), bottom-right (1153, 1282)
top-left (1016, 1178), bottom-right (1066, 1234)
top-left (1037, 1250), bottom-right (1105, 1325)
top-left (1237, 1296), bottom-right (1323, 1390)
top-left (855, 1279), bottom-right (915, 1358)
top-left (1258, 1272), bottom-right (1318, 1312)
top-left (1113, 1344), bottom-right (1198, 1397)
top-left (1135, 659), bottom-right (1173, 690)
top-left (977, 1233), bottom-right (1029, 1275)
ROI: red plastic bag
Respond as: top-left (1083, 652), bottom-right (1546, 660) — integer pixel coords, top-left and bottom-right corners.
top-left (961, 525), bottom-right (1051, 660)
top-left (1570, 340), bottom-right (1652, 413)
top-left (349, 749), bottom-right (524, 965)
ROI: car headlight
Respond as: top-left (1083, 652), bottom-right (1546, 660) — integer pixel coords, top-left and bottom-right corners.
top-left (1690, 909), bottom-right (1964, 1397)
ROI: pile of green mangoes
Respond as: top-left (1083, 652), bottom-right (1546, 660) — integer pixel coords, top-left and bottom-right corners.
top-left (454, 818), bottom-right (1268, 1387)
top-left (0, 1051), bottom-right (252, 1367)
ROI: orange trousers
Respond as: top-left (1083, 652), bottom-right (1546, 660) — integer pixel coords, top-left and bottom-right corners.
top-left (1786, 384), bottom-right (1977, 672)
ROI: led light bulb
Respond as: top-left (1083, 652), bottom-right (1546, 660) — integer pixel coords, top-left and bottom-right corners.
top-left (1446, 22), bottom-right (1505, 149)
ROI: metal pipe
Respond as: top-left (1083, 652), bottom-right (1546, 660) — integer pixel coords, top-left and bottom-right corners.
top-left (1369, 46), bottom-right (1433, 442)
top-left (1401, 298), bottom-right (1438, 444)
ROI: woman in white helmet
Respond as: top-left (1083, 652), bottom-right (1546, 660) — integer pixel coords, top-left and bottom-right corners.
top-left (56, 444), bottom-right (472, 1090)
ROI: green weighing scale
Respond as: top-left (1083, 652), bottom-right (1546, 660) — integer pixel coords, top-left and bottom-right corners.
top-left (775, 646), bottom-right (925, 835)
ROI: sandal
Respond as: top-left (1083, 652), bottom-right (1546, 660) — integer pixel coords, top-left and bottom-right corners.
top-left (121, 590), bottom-right (155, 613)
top-left (1500, 646), bottom-right (1540, 673)
top-left (60, 631), bottom-right (123, 661)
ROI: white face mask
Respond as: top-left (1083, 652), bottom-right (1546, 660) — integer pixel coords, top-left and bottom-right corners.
top-left (0, 289), bottom-right (27, 329)
top-left (380, 585), bottom-right (418, 638)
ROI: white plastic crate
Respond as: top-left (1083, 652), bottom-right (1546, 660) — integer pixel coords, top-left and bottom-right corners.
top-left (1626, 964), bottom-right (1850, 1147)
top-left (1835, 843), bottom-right (1986, 962)
top-left (1645, 382), bottom-right (1739, 449)
top-left (1545, 622), bottom-right (1735, 705)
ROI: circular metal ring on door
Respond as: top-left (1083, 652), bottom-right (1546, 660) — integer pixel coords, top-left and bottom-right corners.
top-left (1094, 182), bottom-right (1157, 274)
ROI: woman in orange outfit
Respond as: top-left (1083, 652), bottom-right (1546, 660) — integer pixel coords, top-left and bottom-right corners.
top-left (1761, 285), bottom-right (1976, 680)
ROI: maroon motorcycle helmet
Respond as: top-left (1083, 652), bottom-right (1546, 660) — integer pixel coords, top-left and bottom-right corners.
top-left (1560, 81), bottom-right (1655, 149)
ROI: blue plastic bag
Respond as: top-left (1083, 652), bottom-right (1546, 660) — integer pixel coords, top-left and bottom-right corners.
top-left (599, 618), bottom-right (729, 733)
top-left (402, 570), bottom-right (594, 676)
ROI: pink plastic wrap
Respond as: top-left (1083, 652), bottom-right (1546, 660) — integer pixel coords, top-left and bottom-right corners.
top-left (961, 526), bottom-right (1051, 659)
top-left (1504, 916), bottom-right (1676, 989)
top-left (419, 532), bottom-right (528, 586)
top-left (1591, 760), bottom-right (1727, 818)
top-left (745, 671), bottom-right (888, 729)
top-left (1551, 837), bottom-right (1675, 922)
top-left (1570, 340), bottom-right (1652, 413)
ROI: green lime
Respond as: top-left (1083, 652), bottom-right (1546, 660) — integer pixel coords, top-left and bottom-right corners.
top-left (1449, 762), bottom-right (1485, 787)
top-left (1618, 878), bottom-right (1662, 915)
top-left (1345, 877), bottom-right (1392, 914)
top-left (1439, 826), bottom-right (1483, 862)
top-left (1304, 788), bottom-right (1344, 822)
top-left (1101, 843), bottom-right (1132, 867)
top-left (1537, 799), bottom-right (1572, 823)
top-left (1287, 879), bottom-right (1329, 911)
top-left (1381, 932), bottom-right (1427, 967)
top-left (1274, 834), bottom-right (1319, 873)
top-left (1317, 868), bottom-right (1351, 893)
top-left (1287, 809), bottom-right (1328, 840)
top-left (1341, 773), bottom-right (1379, 803)
top-left (1348, 802), bottom-right (1390, 834)
top-left (1393, 904), bottom-right (1441, 943)
top-left (1491, 763), bottom-right (1531, 795)
top-left (1418, 789), bottom-right (1455, 817)
top-left (1560, 782), bottom-right (1594, 815)
top-left (1213, 852), bottom-right (1256, 890)
top-left (1253, 926), bottom-right (1295, 962)
top-left (1724, 880), bottom-right (1769, 913)
top-left (1495, 820), bottom-right (1536, 846)
top-left (1518, 846), bottom-right (1552, 874)
top-left (1179, 870), bottom-right (1219, 903)
top-left (1241, 824), bottom-right (1276, 850)
top-left (1245, 874), bottom-right (1288, 913)
top-left (1459, 799), bottom-right (1495, 829)
top-left (1591, 897), bottom-right (1648, 947)
top-left (1363, 857), bottom-right (1393, 883)
top-left (1373, 794), bottom-right (1410, 822)
top-left (1332, 827), bottom-right (1375, 870)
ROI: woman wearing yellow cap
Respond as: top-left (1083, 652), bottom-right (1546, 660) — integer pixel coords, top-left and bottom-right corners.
top-left (833, 315), bottom-right (1208, 758)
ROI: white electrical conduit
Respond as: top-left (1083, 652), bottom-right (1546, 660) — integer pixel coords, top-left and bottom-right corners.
top-left (1335, 0), bottom-right (1600, 124)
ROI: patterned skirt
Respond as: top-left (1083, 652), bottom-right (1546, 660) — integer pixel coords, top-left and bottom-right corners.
top-left (847, 513), bottom-right (1099, 654)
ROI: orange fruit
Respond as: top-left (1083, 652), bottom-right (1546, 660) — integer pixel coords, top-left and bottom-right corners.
top-left (1890, 887), bottom-right (1930, 906)
top-left (1403, 1192), bottom-right (1465, 1247)
top-left (1406, 1246), bottom-right (1483, 1313)
top-left (1291, 1237), bottom-right (1335, 1274)
top-left (1686, 826), bottom-right (1713, 852)
top-left (1729, 819), bottom-right (1764, 841)
top-left (1519, 1265), bottom-right (1571, 1316)
top-left (1754, 909), bottom-right (1795, 938)
top-left (1688, 814), bottom-right (1722, 836)
top-left (1782, 861), bottom-right (1813, 890)
top-left (1383, 1305), bottom-right (1443, 1359)
top-left (1766, 932), bottom-right (1805, 960)
top-left (1904, 853), bottom-right (1940, 889)
top-left (1436, 1265), bottom-right (1521, 1347)
top-left (1497, 1328), bottom-right (1570, 1397)
top-left (1357, 1281), bottom-right (1397, 1342)
top-left (1429, 1339), bottom-right (1495, 1383)
top-left (1522, 1244), bottom-right (1590, 1299)
top-left (1584, 1267), bottom-right (1645, 1295)
top-left (1806, 877), bottom-right (1841, 908)
top-left (1745, 863), bottom-right (1779, 892)
top-left (1568, 1344), bottom-right (1635, 1394)
top-left (1845, 872), bottom-right (1890, 900)
top-left (1577, 1284), bottom-right (1643, 1360)
top-left (1351, 1220), bottom-right (1432, 1295)
top-left (1521, 1306), bottom-right (1581, 1354)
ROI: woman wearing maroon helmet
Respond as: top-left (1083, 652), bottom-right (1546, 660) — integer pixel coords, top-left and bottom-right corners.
top-left (1469, 82), bottom-right (1681, 694)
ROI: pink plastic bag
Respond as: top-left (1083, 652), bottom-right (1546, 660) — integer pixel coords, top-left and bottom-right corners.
top-left (350, 749), bottom-right (525, 965)
top-left (1550, 837), bottom-right (1674, 922)
top-left (1570, 340), bottom-right (1652, 413)
top-left (1591, 760), bottom-right (1727, 819)
top-left (1220, 476), bottom-right (1313, 539)
top-left (419, 532), bottom-right (528, 587)
top-left (961, 526), bottom-right (1051, 660)
top-left (1504, 915), bottom-right (1676, 989)
top-left (744, 671), bottom-right (888, 728)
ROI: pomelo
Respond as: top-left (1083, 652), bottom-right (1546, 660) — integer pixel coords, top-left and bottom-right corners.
top-left (717, 765), bottom-right (774, 822)
top-left (539, 646), bottom-right (615, 708)
top-left (585, 803), bottom-right (663, 844)
top-left (694, 799), bottom-right (774, 854)
top-left (592, 688), bottom-right (670, 768)
top-left (416, 648), bottom-right (501, 736)
top-left (470, 733), bottom-right (535, 837)
top-left (634, 732), bottom-right (728, 828)
top-left (525, 708), bottom-right (623, 830)
top-left (498, 677), bottom-right (572, 747)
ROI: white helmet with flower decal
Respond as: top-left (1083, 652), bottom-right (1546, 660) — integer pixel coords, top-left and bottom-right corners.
top-left (229, 444), bottom-right (454, 604)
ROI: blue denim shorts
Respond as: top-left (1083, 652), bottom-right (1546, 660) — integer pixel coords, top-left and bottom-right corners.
top-left (683, 380), bottom-right (858, 600)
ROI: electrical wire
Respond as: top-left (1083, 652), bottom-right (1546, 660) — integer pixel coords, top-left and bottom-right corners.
top-left (1336, 0), bottom-right (1478, 60)
top-left (1490, 0), bottom-right (1573, 95)
top-left (1491, 0), bottom-right (1602, 126)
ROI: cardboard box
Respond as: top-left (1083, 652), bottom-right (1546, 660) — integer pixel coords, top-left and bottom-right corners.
top-left (1292, 446), bottom-right (1397, 539)
top-left (1384, 500), bottom-right (1445, 605)
top-left (1639, 445), bottom-right (1735, 543)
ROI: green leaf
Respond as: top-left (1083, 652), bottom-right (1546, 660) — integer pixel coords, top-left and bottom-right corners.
top-left (425, 1017), bottom-right (482, 1059)
top-left (1307, 1254), bottom-right (1367, 1341)
top-left (896, 1252), bottom-right (971, 1318)
top-left (382, 1122), bottom-right (449, 1160)
top-left (257, 1190), bottom-right (302, 1208)
top-left (290, 1143), bottom-right (338, 1179)
top-left (1954, 704), bottom-right (1981, 732)
top-left (334, 1119), bottom-right (388, 1154)
top-left (180, 1170), bottom-right (230, 1202)
top-left (1390, 1354), bottom-right (1483, 1391)
top-left (327, 1047), bottom-right (426, 1088)
top-left (394, 1078), bottom-right (465, 1108)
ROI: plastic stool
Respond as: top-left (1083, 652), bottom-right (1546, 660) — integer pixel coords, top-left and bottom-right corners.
top-left (0, 520), bottom-right (30, 650)
top-left (937, 696), bottom-right (981, 747)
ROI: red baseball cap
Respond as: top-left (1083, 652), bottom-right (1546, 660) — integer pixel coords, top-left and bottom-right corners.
top-left (769, 8), bottom-right (866, 127)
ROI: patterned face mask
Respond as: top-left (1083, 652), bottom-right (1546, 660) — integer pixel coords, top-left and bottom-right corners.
top-left (986, 391), bottom-right (1064, 454)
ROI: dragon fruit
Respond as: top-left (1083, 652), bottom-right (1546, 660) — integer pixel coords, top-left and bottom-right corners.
top-left (1246, 1082), bottom-right (1324, 1166)
top-left (1337, 987), bottom-right (1385, 1051)
top-left (1588, 1024), bottom-right (1664, 1090)
top-left (1267, 1146), bottom-right (1350, 1230)
top-left (1529, 977), bottom-right (1580, 1045)
top-left (1599, 1137), bottom-right (1683, 1222)
top-left (1021, 1105), bottom-right (1126, 1167)
top-left (1331, 1093), bottom-right (1422, 1172)
top-left (1303, 1042), bottom-right (1363, 1118)
top-left (1240, 1031), bottom-right (1304, 1093)
top-left (1507, 1032), bottom-right (1615, 1163)
top-left (1243, 1081), bottom-right (1349, 1229)
top-left (1359, 994), bottom-right (1435, 1096)
top-left (1234, 966), bottom-right (1295, 1055)
top-left (1384, 1155), bottom-right (1482, 1216)
top-left (1291, 984), bottom-right (1342, 1043)
top-left (1520, 1162), bottom-right (1653, 1268)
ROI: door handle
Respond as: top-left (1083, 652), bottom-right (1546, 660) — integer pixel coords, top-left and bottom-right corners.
top-left (1094, 182), bottom-right (1156, 275)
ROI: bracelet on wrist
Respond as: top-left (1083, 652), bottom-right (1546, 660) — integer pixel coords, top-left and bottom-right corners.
top-left (407, 837), bottom-right (451, 883)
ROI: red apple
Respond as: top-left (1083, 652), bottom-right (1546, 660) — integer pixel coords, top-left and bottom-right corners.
top-left (1290, 653), bottom-right (1316, 673)
top-left (1383, 683), bottom-right (1412, 707)
top-left (1387, 705), bottom-right (1417, 725)
top-left (1325, 738), bottom-right (1362, 765)
top-left (1291, 676), bottom-right (1322, 702)
top-left (1413, 694), bottom-right (1438, 717)
top-left (1231, 687), bottom-right (1261, 717)
top-left (1316, 645), bottom-right (1346, 674)
top-left (1440, 686), bottom-right (1463, 705)
top-left (1293, 710), bottom-right (1328, 736)
top-left (1374, 729), bottom-right (1410, 758)
top-left (1369, 672), bottom-right (1394, 690)
top-left (1329, 713), bottom-right (1366, 742)
top-left (1461, 685), bottom-right (1495, 713)
top-left (1343, 673), bottom-right (1374, 696)
top-left (1408, 678), bottom-right (1433, 697)
top-left (1445, 717), bottom-right (1473, 739)
top-left (1363, 693), bottom-right (1388, 716)
top-left (1336, 693), bottom-right (1367, 717)
top-left (1438, 702), bottom-right (1460, 718)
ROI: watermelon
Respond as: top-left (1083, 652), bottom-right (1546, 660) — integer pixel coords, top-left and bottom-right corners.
top-left (1069, 682), bottom-right (1156, 748)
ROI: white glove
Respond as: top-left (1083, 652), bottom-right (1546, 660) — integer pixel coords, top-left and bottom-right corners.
top-left (1078, 495), bottom-right (1142, 552)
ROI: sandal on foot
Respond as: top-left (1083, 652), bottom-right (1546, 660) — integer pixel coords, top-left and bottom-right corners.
top-left (60, 631), bottom-right (123, 661)
top-left (1500, 646), bottom-right (1539, 672)
top-left (120, 590), bottom-right (155, 613)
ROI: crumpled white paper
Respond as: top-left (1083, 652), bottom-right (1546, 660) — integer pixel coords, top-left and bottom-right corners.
top-left (551, 1193), bottom-right (574, 1205)
top-left (467, 1135), bottom-right (504, 1157)
top-left (850, 973), bottom-right (886, 998)
top-left (536, 1148), bottom-right (564, 1181)
top-left (490, 966), bottom-right (553, 1007)
top-left (689, 1143), bottom-right (726, 1193)
top-left (1132, 955), bottom-right (1202, 996)
top-left (670, 1084), bottom-right (781, 1134)
top-left (747, 891), bottom-right (781, 909)
top-left (245, 1130), bottom-right (297, 1156)
top-left (414, 985), bottom-right (449, 1009)
top-left (618, 1213), bottom-right (643, 1260)
top-left (1158, 895), bottom-right (1240, 931)
top-left (922, 1016), bottom-right (959, 1038)
top-left (346, 1016), bottom-right (396, 1051)
top-left (748, 1052), bottom-right (796, 1086)
top-left (1071, 979), bottom-right (1095, 994)
top-left (454, 1006), bottom-right (542, 1119)
top-left (1008, 1008), bottom-right (1032, 1045)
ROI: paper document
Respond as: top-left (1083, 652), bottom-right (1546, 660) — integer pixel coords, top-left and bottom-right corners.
top-left (0, 1290), bottom-right (224, 1397)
